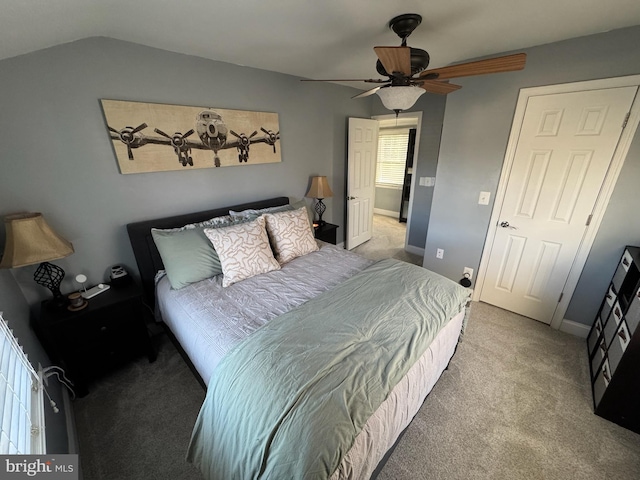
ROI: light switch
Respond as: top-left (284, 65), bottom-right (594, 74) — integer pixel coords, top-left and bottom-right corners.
top-left (478, 191), bottom-right (491, 205)
top-left (419, 177), bottom-right (435, 187)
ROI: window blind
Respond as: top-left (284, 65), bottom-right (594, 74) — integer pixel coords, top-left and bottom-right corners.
top-left (0, 312), bottom-right (45, 454)
top-left (376, 131), bottom-right (409, 188)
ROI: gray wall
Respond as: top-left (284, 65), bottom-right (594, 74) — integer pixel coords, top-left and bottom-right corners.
top-left (374, 186), bottom-right (401, 214)
top-left (0, 270), bottom-right (70, 452)
top-left (424, 26), bottom-right (640, 326)
top-left (0, 37), bottom-right (371, 305)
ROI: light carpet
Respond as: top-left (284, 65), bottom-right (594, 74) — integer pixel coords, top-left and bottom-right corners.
top-left (352, 214), bottom-right (422, 266)
top-left (73, 301), bottom-right (640, 479)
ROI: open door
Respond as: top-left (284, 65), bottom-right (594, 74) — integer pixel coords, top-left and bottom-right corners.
top-left (346, 118), bottom-right (378, 250)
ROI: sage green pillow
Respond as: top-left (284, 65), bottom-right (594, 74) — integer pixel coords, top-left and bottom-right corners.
top-left (151, 214), bottom-right (245, 289)
top-left (152, 227), bottom-right (222, 290)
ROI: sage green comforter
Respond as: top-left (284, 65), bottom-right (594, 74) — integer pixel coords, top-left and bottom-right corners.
top-left (187, 258), bottom-right (470, 479)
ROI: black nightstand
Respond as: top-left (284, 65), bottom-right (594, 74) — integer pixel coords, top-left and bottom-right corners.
top-left (33, 281), bottom-right (157, 397)
top-left (314, 222), bottom-right (338, 245)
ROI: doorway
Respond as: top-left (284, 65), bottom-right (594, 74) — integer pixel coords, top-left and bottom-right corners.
top-left (371, 112), bottom-right (422, 252)
top-left (475, 76), bottom-right (640, 330)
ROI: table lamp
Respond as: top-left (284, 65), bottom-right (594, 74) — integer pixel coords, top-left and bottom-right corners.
top-left (305, 176), bottom-right (333, 226)
top-left (0, 213), bottom-right (74, 308)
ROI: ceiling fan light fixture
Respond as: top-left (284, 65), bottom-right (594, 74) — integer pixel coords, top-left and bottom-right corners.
top-left (376, 86), bottom-right (425, 113)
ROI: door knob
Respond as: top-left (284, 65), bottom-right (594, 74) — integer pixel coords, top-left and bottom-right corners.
top-left (347, 196), bottom-right (357, 200)
top-left (499, 221), bottom-right (517, 229)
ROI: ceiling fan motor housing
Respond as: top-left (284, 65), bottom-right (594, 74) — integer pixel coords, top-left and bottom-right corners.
top-left (376, 14), bottom-right (430, 78)
top-left (375, 48), bottom-right (430, 77)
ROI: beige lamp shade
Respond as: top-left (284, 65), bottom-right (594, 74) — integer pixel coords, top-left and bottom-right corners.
top-left (305, 176), bottom-right (333, 199)
top-left (0, 213), bottom-right (74, 268)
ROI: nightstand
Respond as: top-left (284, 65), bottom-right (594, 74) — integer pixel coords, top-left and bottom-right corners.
top-left (33, 281), bottom-right (157, 397)
top-left (314, 222), bottom-right (338, 245)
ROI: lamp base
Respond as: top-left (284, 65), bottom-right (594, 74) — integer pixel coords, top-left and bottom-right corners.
top-left (43, 293), bottom-right (69, 311)
top-left (314, 198), bottom-right (327, 226)
top-left (34, 262), bottom-right (68, 310)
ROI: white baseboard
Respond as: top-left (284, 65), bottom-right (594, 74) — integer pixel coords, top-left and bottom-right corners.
top-left (559, 319), bottom-right (590, 338)
top-left (373, 208), bottom-right (400, 218)
top-left (405, 245), bottom-right (425, 257)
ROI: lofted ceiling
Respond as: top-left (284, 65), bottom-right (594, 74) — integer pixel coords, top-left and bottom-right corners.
top-left (2, 1), bottom-right (640, 88)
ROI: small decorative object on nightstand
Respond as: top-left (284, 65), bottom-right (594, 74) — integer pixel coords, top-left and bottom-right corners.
top-left (305, 176), bottom-right (333, 226)
top-left (314, 222), bottom-right (338, 245)
top-left (586, 246), bottom-right (640, 434)
top-left (33, 280), bottom-right (157, 397)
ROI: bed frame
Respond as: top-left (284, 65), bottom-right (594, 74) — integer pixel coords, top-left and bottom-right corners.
top-left (126, 195), bottom-right (460, 479)
top-left (126, 196), bottom-right (289, 307)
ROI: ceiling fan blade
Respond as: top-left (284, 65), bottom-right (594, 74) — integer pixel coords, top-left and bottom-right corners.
top-left (374, 46), bottom-right (411, 76)
top-left (301, 78), bottom-right (390, 83)
top-left (417, 80), bottom-right (462, 95)
top-left (419, 53), bottom-right (526, 81)
top-left (352, 86), bottom-right (382, 99)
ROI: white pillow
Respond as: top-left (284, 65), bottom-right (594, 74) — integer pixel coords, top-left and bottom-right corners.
top-left (204, 216), bottom-right (280, 287)
top-left (263, 207), bottom-right (319, 264)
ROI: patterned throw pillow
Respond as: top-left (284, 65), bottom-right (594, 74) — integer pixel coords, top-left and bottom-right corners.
top-left (263, 207), bottom-right (319, 264)
top-left (229, 204), bottom-right (291, 219)
top-left (204, 216), bottom-right (281, 287)
top-left (229, 199), bottom-right (314, 229)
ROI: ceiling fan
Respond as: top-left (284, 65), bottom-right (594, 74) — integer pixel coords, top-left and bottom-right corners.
top-left (302, 13), bottom-right (526, 114)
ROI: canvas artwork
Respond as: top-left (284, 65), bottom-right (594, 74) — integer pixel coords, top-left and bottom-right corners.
top-left (101, 99), bottom-right (281, 174)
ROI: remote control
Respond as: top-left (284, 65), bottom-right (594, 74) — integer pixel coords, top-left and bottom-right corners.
top-left (81, 283), bottom-right (110, 299)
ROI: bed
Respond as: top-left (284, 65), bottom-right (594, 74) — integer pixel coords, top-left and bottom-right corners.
top-left (126, 196), bottom-right (471, 480)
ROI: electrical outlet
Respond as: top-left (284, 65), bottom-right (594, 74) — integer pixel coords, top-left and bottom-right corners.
top-left (436, 248), bottom-right (444, 259)
top-left (463, 267), bottom-right (474, 280)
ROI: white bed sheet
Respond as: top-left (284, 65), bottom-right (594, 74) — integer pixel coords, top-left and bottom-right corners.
top-left (157, 242), bottom-right (374, 385)
top-left (331, 309), bottom-right (465, 479)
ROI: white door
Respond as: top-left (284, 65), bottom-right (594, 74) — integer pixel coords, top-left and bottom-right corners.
top-left (480, 86), bottom-right (637, 324)
top-left (346, 118), bottom-right (378, 250)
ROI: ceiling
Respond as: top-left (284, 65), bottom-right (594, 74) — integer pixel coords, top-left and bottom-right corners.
top-left (2, 1), bottom-right (640, 89)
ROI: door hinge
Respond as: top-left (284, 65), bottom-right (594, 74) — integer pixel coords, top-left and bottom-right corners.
top-left (558, 292), bottom-right (564, 303)
top-left (622, 112), bottom-right (630, 129)
top-left (586, 214), bottom-right (593, 226)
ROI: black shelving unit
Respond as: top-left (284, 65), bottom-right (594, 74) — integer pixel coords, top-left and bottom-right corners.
top-left (586, 246), bottom-right (640, 434)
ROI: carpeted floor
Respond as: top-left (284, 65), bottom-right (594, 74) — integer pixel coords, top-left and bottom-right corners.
top-left (352, 214), bottom-right (423, 266)
top-left (72, 301), bottom-right (640, 479)
top-left (376, 302), bottom-right (640, 480)
top-left (73, 329), bottom-right (205, 480)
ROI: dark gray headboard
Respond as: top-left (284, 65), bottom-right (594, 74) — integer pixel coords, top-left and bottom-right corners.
top-left (126, 196), bottom-right (290, 306)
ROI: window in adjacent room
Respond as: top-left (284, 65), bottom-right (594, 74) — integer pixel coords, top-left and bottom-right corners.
top-left (375, 128), bottom-right (410, 188)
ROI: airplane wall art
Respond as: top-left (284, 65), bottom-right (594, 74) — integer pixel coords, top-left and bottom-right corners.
top-left (100, 99), bottom-right (281, 174)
